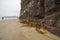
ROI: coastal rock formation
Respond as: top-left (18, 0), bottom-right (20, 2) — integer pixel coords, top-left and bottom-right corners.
top-left (19, 0), bottom-right (60, 37)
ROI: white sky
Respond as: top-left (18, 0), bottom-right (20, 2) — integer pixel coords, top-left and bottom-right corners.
top-left (0, 0), bottom-right (21, 17)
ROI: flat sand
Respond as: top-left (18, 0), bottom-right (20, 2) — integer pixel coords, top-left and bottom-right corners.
top-left (0, 19), bottom-right (60, 40)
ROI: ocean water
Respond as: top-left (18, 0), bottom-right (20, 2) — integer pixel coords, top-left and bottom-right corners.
top-left (0, 17), bottom-right (2, 20)
top-left (0, 16), bottom-right (18, 20)
top-left (0, 18), bottom-right (1, 20)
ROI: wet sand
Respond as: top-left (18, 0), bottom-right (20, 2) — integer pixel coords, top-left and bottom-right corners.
top-left (0, 19), bottom-right (60, 40)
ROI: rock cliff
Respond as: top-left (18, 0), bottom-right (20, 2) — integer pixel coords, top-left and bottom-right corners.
top-left (19, 0), bottom-right (60, 37)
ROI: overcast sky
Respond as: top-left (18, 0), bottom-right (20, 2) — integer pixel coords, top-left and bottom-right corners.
top-left (0, 0), bottom-right (21, 17)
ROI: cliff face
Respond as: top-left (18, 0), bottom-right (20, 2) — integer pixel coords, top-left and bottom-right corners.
top-left (20, 0), bottom-right (44, 19)
top-left (20, 0), bottom-right (56, 19)
top-left (20, 0), bottom-right (60, 37)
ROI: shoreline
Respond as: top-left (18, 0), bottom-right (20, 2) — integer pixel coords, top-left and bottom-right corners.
top-left (0, 17), bottom-right (19, 20)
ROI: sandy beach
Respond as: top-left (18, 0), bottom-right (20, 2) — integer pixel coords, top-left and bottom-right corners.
top-left (0, 19), bottom-right (60, 40)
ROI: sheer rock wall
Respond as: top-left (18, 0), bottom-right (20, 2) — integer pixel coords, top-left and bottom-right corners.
top-left (20, 0), bottom-right (60, 37)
